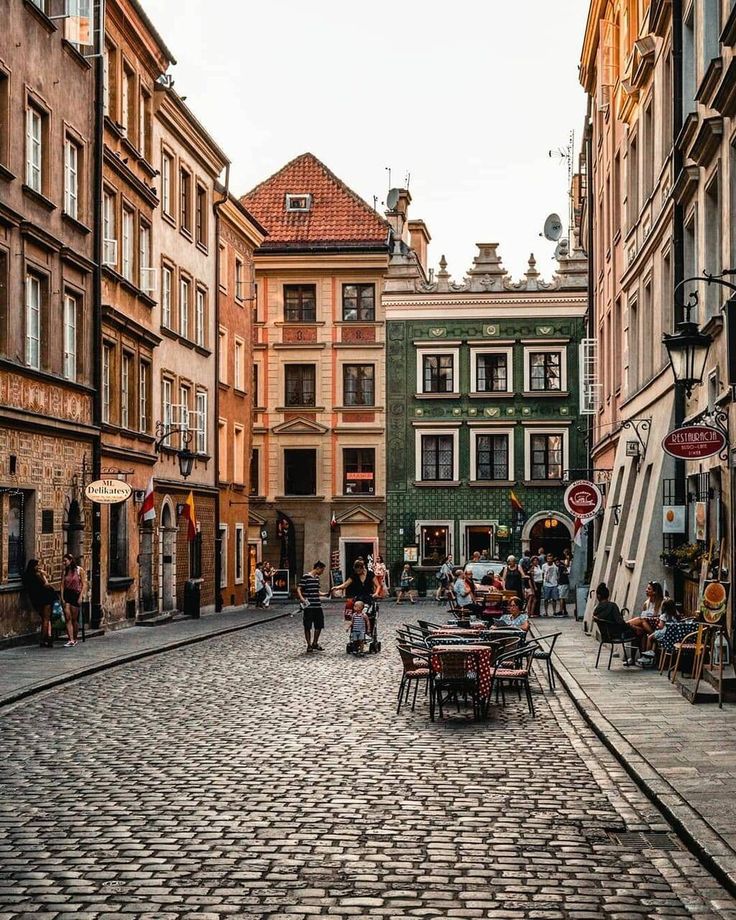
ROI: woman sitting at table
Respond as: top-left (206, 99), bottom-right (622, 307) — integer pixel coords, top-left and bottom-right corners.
top-left (498, 598), bottom-right (529, 633)
top-left (452, 567), bottom-right (483, 616)
top-left (625, 581), bottom-right (664, 635)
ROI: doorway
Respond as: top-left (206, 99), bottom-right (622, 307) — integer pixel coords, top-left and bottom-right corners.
top-left (465, 525), bottom-right (495, 561)
top-left (139, 522), bottom-right (155, 613)
top-left (65, 499), bottom-right (84, 562)
top-left (528, 519), bottom-right (571, 559)
top-left (161, 502), bottom-right (176, 611)
top-left (343, 541), bottom-right (375, 576)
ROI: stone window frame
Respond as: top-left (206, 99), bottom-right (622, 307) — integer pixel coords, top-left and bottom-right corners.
top-left (523, 426), bottom-right (569, 482)
top-left (415, 346), bottom-right (460, 397)
top-left (469, 346), bottom-right (514, 395)
top-left (522, 344), bottom-right (568, 394)
top-left (413, 425), bottom-right (460, 483)
top-left (469, 426), bottom-right (515, 483)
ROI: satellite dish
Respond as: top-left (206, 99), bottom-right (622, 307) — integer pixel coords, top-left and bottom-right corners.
top-left (386, 188), bottom-right (400, 210)
top-left (542, 213), bottom-right (563, 242)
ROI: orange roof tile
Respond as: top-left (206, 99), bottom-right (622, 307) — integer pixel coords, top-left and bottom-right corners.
top-left (241, 152), bottom-right (392, 251)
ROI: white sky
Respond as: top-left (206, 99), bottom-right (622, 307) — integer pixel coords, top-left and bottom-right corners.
top-left (142, 0), bottom-right (590, 280)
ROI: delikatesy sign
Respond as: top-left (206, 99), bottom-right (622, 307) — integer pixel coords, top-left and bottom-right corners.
top-left (84, 479), bottom-right (132, 504)
top-left (662, 425), bottom-right (726, 460)
top-left (563, 480), bottom-right (603, 522)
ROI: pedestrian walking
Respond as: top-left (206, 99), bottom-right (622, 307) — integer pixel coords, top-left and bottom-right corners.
top-left (262, 561), bottom-right (274, 608)
top-left (542, 553), bottom-right (560, 617)
top-left (557, 557), bottom-right (570, 617)
top-left (373, 554), bottom-right (389, 598)
top-left (297, 561), bottom-right (329, 652)
top-left (22, 559), bottom-right (57, 648)
top-left (332, 559), bottom-right (379, 602)
top-left (435, 554), bottom-right (453, 602)
top-left (395, 564), bottom-right (416, 605)
top-left (62, 553), bottom-right (86, 647)
top-left (502, 555), bottom-right (524, 600)
top-left (254, 563), bottom-right (267, 608)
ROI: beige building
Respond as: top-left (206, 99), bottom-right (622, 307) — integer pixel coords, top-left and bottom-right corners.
top-left (241, 153), bottom-right (399, 584)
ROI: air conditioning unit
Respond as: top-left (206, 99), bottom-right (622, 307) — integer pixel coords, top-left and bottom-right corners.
top-left (139, 267), bottom-right (157, 294)
top-left (102, 238), bottom-right (117, 266)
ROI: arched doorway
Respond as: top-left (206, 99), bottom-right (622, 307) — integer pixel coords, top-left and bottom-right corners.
top-left (64, 499), bottom-right (84, 562)
top-left (160, 500), bottom-right (176, 612)
top-left (139, 520), bottom-right (155, 614)
top-left (523, 511), bottom-right (573, 559)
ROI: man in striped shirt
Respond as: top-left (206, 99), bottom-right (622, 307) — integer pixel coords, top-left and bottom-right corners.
top-left (297, 561), bottom-right (328, 653)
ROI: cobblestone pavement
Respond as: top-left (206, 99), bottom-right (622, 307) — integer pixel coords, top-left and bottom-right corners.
top-left (1, 606), bottom-right (735, 920)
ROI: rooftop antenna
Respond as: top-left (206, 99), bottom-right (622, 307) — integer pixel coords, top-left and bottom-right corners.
top-left (404, 171), bottom-right (411, 189)
top-left (385, 166), bottom-right (392, 194)
top-left (548, 129), bottom-right (575, 235)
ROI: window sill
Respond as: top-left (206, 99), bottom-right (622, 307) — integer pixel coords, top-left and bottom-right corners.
top-left (234, 386), bottom-right (247, 396)
top-left (339, 404), bottom-right (378, 411)
top-left (413, 480), bottom-right (461, 488)
top-left (522, 390), bottom-right (569, 398)
top-left (107, 577), bottom-right (134, 591)
top-left (61, 38), bottom-right (92, 70)
top-left (335, 493), bottom-right (378, 500)
top-left (196, 240), bottom-right (209, 256)
top-left (119, 275), bottom-right (156, 307)
top-left (0, 163), bottom-right (16, 183)
top-left (62, 211), bottom-right (92, 235)
top-left (468, 391), bottom-right (514, 399)
top-left (139, 158), bottom-right (157, 179)
top-left (180, 227), bottom-right (194, 243)
top-left (414, 392), bottom-right (461, 400)
top-left (23, 184), bottom-right (56, 211)
top-left (335, 319), bottom-right (380, 326)
top-left (0, 580), bottom-right (23, 595)
top-left (275, 321), bottom-right (326, 327)
top-left (277, 406), bottom-right (324, 412)
top-left (275, 495), bottom-right (325, 501)
top-left (121, 136), bottom-right (143, 163)
top-left (23, 0), bottom-right (56, 32)
top-left (162, 211), bottom-right (177, 230)
top-left (194, 344), bottom-right (212, 357)
top-left (468, 480), bottom-right (515, 487)
top-left (524, 480), bottom-right (563, 487)
top-left (104, 115), bottom-right (125, 139)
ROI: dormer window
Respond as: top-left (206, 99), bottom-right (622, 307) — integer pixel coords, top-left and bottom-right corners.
top-left (285, 193), bottom-right (312, 212)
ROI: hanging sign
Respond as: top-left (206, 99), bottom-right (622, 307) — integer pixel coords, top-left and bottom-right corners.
top-left (662, 505), bottom-right (686, 534)
top-left (563, 480), bottom-right (602, 522)
top-left (662, 425), bottom-right (726, 460)
top-left (84, 479), bottom-right (132, 504)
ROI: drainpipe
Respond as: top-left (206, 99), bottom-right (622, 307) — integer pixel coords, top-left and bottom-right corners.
top-left (90, 0), bottom-right (105, 629)
top-left (212, 163), bottom-right (230, 612)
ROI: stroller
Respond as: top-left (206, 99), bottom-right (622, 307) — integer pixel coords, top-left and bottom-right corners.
top-left (344, 597), bottom-right (382, 655)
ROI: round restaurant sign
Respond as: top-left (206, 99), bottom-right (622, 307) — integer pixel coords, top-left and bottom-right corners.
top-left (662, 425), bottom-right (726, 460)
top-left (563, 480), bottom-right (602, 522)
top-left (84, 478), bottom-right (132, 504)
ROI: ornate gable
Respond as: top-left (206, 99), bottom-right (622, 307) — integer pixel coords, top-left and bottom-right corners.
top-left (335, 505), bottom-right (383, 526)
top-left (271, 416), bottom-right (329, 435)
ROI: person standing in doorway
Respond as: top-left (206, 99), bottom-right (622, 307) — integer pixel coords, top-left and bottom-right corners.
top-left (297, 561), bottom-right (329, 653)
top-left (62, 553), bottom-right (86, 647)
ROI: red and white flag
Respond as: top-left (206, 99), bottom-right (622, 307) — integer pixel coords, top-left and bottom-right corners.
top-left (139, 477), bottom-right (155, 522)
top-left (573, 516), bottom-right (584, 547)
top-left (330, 512), bottom-right (337, 530)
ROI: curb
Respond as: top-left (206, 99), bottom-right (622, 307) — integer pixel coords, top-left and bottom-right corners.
top-left (533, 628), bottom-right (736, 900)
top-left (0, 611), bottom-right (290, 711)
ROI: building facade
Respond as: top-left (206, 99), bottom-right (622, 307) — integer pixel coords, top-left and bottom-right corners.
top-left (580, 0), bottom-right (680, 619)
top-left (384, 240), bottom-right (589, 588)
top-left (0, 0), bottom-right (96, 638)
top-left (215, 191), bottom-right (266, 609)
top-left (241, 153), bottom-right (394, 587)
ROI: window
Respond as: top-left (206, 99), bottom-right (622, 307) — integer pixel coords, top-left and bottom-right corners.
top-left (162, 378), bottom-right (173, 431)
top-left (63, 295), bottom-right (77, 381)
top-left (627, 134), bottom-right (639, 228)
top-left (139, 223), bottom-right (153, 293)
top-left (524, 348), bottom-right (567, 393)
top-left (235, 523), bottom-right (245, 585)
top-left (343, 448), bottom-right (375, 495)
top-left (180, 168), bottom-right (192, 233)
top-left (218, 420), bottom-right (227, 481)
top-left (284, 449), bottom-right (317, 495)
top-left (249, 449), bottom-right (259, 496)
top-left (179, 277), bottom-right (190, 339)
top-left (235, 258), bottom-right (245, 302)
top-left (234, 338), bottom-right (244, 390)
top-left (25, 274), bottom-right (41, 370)
top-left (138, 87), bottom-right (150, 160)
top-left (421, 434), bottom-right (454, 481)
top-left (7, 492), bottom-right (27, 580)
top-left (253, 364), bottom-right (259, 406)
top-left (285, 193), bottom-right (311, 211)
top-left (25, 107), bottom-right (42, 192)
top-left (233, 425), bottom-right (244, 483)
top-left (121, 352), bottom-right (132, 428)
top-left (64, 137), bottom-right (80, 219)
top-left (139, 359), bottom-right (150, 433)
top-left (102, 344), bottom-right (112, 423)
top-left (103, 44), bottom-right (112, 116)
top-left (422, 354), bottom-right (454, 393)
top-left (0, 70), bottom-right (9, 167)
top-left (473, 432), bottom-right (510, 481)
top-left (472, 350), bottom-right (512, 393)
top-left (195, 391), bottom-right (207, 454)
top-left (108, 502), bottom-right (128, 578)
top-left (162, 151), bottom-right (173, 216)
top-left (529, 433), bottom-right (564, 480)
top-left (219, 524), bottom-right (228, 588)
top-left (179, 385), bottom-right (190, 446)
top-left (642, 100), bottom-right (654, 199)
top-left (219, 243), bottom-right (227, 289)
top-left (65, 0), bottom-right (93, 45)
top-left (103, 190), bottom-right (117, 266)
top-left (196, 184), bottom-right (207, 247)
top-left (284, 284), bottom-right (316, 322)
top-left (218, 328), bottom-right (227, 383)
top-left (420, 525), bottom-right (450, 567)
top-left (285, 364), bottom-right (316, 407)
top-left (705, 172), bottom-right (721, 320)
top-left (161, 265), bottom-right (172, 328)
top-left (343, 364), bottom-right (374, 406)
top-left (122, 207), bottom-right (134, 281)
top-left (195, 288), bottom-right (205, 346)
top-left (342, 284), bottom-right (375, 321)
top-left (683, 5), bottom-right (696, 117)
top-left (121, 64), bottom-right (134, 138)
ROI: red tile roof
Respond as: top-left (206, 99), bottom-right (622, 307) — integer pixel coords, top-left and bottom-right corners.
top-left (241, 152), bottom-right (392, 251)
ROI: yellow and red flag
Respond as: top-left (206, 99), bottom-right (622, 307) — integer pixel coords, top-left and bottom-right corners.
top-left (510, 490), bottom-right (524, 513)
top-left (181, 491), bottom-right (197, 542)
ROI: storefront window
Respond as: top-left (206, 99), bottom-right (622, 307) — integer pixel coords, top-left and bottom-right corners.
top-left (420, 525), bottom-right (449, 567)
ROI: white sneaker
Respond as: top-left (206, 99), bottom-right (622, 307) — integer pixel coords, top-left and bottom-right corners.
top-left (64, 640), bottom-right (77, 648)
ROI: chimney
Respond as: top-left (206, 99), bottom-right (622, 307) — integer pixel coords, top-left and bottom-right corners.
top-left (384, 188), bottom-right (412, 243)
top-left (408, 220), bottom-right (431, 277)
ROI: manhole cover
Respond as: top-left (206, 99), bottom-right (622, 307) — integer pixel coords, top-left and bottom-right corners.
top-left (609, 831), bottom-right (682, 851)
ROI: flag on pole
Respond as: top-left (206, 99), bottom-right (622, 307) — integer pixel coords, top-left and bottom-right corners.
top-left (181, 491), bottom-right (197, 542)
top-left (510, 490), bottom-right (525, 514)
top-left (139, 477), bottom-right (155, 522)
top-left (330, 511), bottom-right (337, 529)
top-left (573, 516), bottom-right (584, 547)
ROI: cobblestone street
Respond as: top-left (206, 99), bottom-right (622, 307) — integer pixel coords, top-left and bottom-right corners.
top-left (1, 606), bottom-right (735, 920)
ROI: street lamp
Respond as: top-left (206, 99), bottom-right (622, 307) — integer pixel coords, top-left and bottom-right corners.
top-left (154, 422), bottom-right (196, 480)
top-left (177, 446), bottom-right (196, 480)
top-left (663, 298), bottom-right (712, 397)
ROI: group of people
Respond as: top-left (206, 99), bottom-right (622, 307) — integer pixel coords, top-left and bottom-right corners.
top-left (253, 561), bottom-right (275, 608)
top-left (432, 548), bottom-right (573, 619)
top-left (22, 555), bottom-right (86, 648)
top-left (593, 580), bottom-right (681, 666)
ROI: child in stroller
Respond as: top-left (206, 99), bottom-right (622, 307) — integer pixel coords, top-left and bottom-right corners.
top-left (345, 599), bottom-right (381, 655)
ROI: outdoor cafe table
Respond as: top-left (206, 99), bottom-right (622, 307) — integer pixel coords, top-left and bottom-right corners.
top-left (429, 643), bottom-right (498, 702)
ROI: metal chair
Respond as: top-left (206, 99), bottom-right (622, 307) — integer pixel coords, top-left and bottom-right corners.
top-left (531, 632), bottom-right (561, 690)
top-left (490, 642), bottom-right (538, 716)
top-left (430, 648), bottom-right (482, 721)
top-left (593, 616), bottom-right (639, 669)
top-left (396, 643), bottom-right (431, 714)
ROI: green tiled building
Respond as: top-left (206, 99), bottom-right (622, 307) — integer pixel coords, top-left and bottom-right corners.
top-left (383, 240), bottom-right (589, 581)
